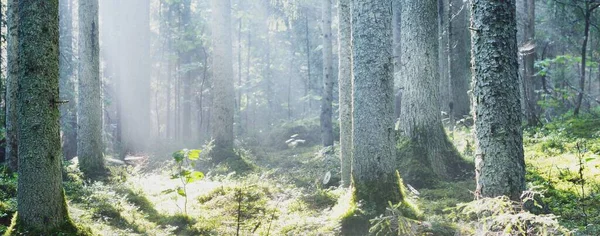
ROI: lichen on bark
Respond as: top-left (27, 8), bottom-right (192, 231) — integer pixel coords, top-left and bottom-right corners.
top-left (15, 0), bottom-right (74, 232)
top-left (471, 0), bottom-right (526, 200)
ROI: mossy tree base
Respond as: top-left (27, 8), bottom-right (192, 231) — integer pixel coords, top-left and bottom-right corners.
top-left (396, 135), bottom-right (473, 189)
top-left (3, 212), bottom-right (92, 236)
top-left (208, 147), bottom-right (255, 174)
top-left (340, 172), bottom-right (423, 235)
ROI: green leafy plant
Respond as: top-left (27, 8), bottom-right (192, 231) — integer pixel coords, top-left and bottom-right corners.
top-left (162, 149), bottom-right (204, 215)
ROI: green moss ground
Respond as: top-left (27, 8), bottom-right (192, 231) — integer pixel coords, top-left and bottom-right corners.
top-left (1, 117), bottom-right (599, 235)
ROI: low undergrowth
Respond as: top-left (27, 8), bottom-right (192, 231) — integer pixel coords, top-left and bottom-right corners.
top-left (1, 117), bottom-right (598, 235)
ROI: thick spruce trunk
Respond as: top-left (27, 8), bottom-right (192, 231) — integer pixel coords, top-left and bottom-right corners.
top-left (471, 0), bottom-right (526, 200)
top-left (351, 0), bottom-right (400, 215)
top-left (400, 0), bottom-right (467, 186)
top-left (16, 0), bottom-right (72, 231)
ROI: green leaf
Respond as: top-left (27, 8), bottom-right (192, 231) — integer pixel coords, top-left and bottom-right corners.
top-left (188, 149), bottom-right (202, 160)
top-left (172, 151), bottom-right (185, 163)
top-left (186, 171), bottom-right (205, 183)
top-left (177, 187), bottom-right (186, 197)
top-left (180, 169), bottom-right (192, 177)
top-left (161, 189), bottom-right (176, 195)
top-left (585, 157), bottom-right (596, 162)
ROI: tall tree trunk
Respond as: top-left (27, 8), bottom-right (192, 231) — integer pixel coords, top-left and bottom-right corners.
top-left (5, 0), bottom-right (19, 171)
top-left (210, 0), bottom-right (235, 161)
top-left (78, 0), bottom-right (105, 177)
top-left (305, 15), bottom-right (312, 113)
top-left (438, 0), bottom-right (451, 117)
top-left (351, 0), bottom-right (400, 216)
top-left (522, 0), bottom-right (540, 124)
top-left (181, 0), bottom-right (192, 140)
top-left (338, 0), bottom-right (352, 188)
top-left (393, 1), bottom-right (402, 118)
top-left (320, 0), bottom-right (334, 147)
top-left (16, 0), bottom-right (72, 231)
top-left (400, 0), bottom-right (466, 186)
top-left (574, 3), bottom-right (597, 116)
top-left (59, 0), bottom-right (77, 161)
top-left (449, 0), bottom-right (471, 119)
top-left (471, 0), bottom-right (525, 200)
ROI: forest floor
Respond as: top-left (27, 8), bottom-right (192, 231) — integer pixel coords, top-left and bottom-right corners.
top-left (1, 116), bottom-right (600, 235)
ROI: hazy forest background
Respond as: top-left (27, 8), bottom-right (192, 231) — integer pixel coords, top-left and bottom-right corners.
top-left (0, 0), bottom-right (600, 235)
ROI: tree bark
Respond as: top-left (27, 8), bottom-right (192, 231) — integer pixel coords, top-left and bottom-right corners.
top-left (5, 0), bottom-right (19, 171)
top-left (393, 1), bottom-right (402, 119)
top-left (210, 0), bottom-right (235, 161)
top-left (338, 0), bottom-right (352, 188)
top-left (320, 0), bottom-right (334, 147)
top-left (400, 0), bottom-right (466, 185)
top-left (16, 0), bottom-right (72, 231)
top-left (471, 0), bottom-right (526, 200)
top-left (78, 0), bottom-right (105, 177)
top-left (522, 0), bottom-right (540, 124)
top-left (352, 0), bottom-right (400, 215)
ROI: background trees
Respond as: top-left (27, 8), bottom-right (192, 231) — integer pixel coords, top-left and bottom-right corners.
top-left (1, 0), bottom-right (600, 234)
top-left (59, 0), bottom-right (77, 161)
